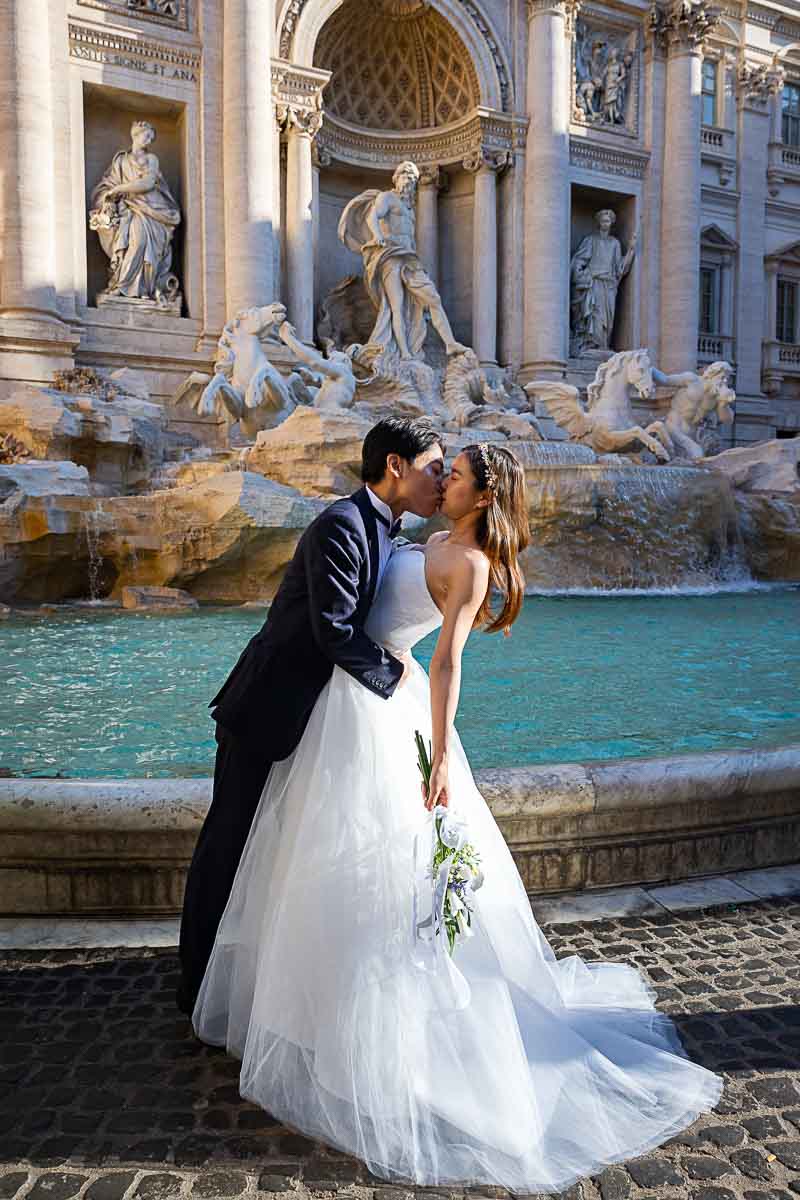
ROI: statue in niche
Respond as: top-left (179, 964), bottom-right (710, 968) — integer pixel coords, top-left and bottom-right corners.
top-left (602, 49), bottom-right (627, 124)
top-left (338, 160), bottom-right (467, 368)
top-left (569, 209), bottom-right (637, 357)
top-left (89, 120), bottom-right (182, 312)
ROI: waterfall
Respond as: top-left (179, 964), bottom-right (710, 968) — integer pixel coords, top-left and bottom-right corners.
top-left (82, 502), bottom-right (106, 602)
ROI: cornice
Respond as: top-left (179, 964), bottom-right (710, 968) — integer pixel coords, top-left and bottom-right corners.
top-left (315, 109), bottom-right (527, 170)
top-left (68, 20), bottom-right (200, 80)
top-left (569, 134), bottom-right (650, 176)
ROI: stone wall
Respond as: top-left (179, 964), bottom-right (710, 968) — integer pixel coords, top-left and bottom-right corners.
top-left (2, 744), bottom-right (799, 915)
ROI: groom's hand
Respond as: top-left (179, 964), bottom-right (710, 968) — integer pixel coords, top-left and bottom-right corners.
top-left (397, 651), bottom-right (413, 689)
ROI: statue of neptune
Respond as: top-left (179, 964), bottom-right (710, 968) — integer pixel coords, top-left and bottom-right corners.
top-left (338, 161), bottom-right (467, 364)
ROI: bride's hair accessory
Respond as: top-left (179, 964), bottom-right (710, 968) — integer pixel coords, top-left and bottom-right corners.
top-left (475, 443), bottom-right (497, 493)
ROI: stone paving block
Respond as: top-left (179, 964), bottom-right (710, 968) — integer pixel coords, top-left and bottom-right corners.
top-left (0, 1174), bottom-right (30, 1199)
top-left (27, 1175), bottom-right (89, 1200)
top-left (85, 1172), bottom-right (139, 1200)
top-left (190, 1172), bottom-right (248, 1197)
top-left (133, 1175), bottom-right (185, 1200)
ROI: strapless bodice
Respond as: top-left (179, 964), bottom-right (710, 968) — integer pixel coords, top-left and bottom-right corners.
top-left (364, 545), bottom-right (443, 655)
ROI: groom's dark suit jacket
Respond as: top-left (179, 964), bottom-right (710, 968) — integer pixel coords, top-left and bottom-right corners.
top-left (209, 486), bottom-right (404, 761)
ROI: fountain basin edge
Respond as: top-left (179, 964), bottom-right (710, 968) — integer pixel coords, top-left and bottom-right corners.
top-left (2, 743), bottom-right (800, 914)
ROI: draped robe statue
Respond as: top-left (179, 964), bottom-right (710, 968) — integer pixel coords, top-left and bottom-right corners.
top-left (337, 161), bottom-right (466, 366)
top-left (89, 120), bottom-right (182, 308)
top-left (569, 209), bottom-right (637, 356)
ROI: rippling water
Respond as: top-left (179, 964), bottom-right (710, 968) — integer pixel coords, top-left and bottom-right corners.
top-left (2, 587), bottom-right (799, 777)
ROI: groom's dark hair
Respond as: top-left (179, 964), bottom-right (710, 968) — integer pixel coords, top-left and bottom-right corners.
top-left (361, 417), bottom-right (444, 484)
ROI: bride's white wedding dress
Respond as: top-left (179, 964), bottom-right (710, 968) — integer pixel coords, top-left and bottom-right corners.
top-left (194, 545), bottom-right (722, 1192)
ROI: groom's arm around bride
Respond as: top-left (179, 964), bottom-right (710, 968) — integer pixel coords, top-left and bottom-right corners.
top-left (177, 416), bottom-right (446, 1013)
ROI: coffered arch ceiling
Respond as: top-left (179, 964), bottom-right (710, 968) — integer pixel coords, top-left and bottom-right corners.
top-left (313, 0), bottom-right (481, 131)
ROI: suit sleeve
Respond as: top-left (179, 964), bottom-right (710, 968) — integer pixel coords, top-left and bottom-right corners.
top-left (304, 510), bottom-right (404, 699)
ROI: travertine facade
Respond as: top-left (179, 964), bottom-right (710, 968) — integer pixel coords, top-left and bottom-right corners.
top-left (2, 0), bottom-right (800, 444)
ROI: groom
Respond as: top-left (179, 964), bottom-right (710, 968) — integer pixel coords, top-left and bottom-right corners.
top-left (177, 416), bottom-right (446, 1012)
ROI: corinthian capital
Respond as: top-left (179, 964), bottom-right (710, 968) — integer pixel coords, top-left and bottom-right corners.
top-left (649, 0), bottom-right (720, 52)
top-left (527, 0), bottom-right (580, 32)
top-left (418, 164), bottom-right (447, 190)
top-left (462, 149), bottom-right (511, 174)
top-left (276, 101), bottom-right (323, 138)
top-left (737, 60), bottom-right (785, 107)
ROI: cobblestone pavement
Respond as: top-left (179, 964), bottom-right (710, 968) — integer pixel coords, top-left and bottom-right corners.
top-left (5, 896), bottom-right (800, 1200)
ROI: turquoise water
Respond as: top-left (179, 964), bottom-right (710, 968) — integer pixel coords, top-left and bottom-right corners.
top-left (1, 587), bottom-right (800, 778)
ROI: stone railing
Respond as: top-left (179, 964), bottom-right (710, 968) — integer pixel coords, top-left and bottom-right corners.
top-left (764, 339), bottom-right (800, 373)
top-left (2, 744), bottom-right (800, 912)
top-left (697, 333), bottom-right (734, 362)
top-left (700, 126), bottom-right (736, 185)
top-left (768, 141), bottom-right (800, 195)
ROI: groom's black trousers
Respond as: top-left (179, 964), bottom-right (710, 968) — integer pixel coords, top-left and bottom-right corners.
top-left (178, 723), bottom-right (273, 1012)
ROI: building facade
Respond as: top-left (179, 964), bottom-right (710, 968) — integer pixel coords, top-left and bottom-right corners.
top-left (1, 0), bottom-right (799, 444)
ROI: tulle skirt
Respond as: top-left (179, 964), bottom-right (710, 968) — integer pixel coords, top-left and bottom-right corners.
top-left (193, 661), bottom-right (722, 1191)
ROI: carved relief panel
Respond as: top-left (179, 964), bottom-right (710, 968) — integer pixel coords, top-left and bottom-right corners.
top-left (572, 14), bottom-right (640, 138)
top-left (77, 0), bottom-right (187, 31)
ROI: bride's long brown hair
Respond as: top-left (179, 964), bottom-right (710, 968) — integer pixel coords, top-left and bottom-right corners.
top-left (462, 443), bottom-right (529, 635)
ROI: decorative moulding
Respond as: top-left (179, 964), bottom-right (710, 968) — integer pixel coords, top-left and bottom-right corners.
top-left (314, 108), bottom-right (527, 171)
top-left (569, 135), bottom-right (650, 178)
top-left (77, 0), bottom-right (187, 31)
top-left (68, 22), bottom-right (200, 83)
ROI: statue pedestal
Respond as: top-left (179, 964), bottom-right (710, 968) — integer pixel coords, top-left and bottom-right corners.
top-left (96, 291), bottom-right (183, 319)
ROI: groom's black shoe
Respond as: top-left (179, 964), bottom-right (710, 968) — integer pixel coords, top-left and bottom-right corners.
top-left (175, 976), bottom-right (196, 1017)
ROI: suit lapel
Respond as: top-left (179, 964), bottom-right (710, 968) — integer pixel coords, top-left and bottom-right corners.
top-left (351, 487), bottom-right (381, 610)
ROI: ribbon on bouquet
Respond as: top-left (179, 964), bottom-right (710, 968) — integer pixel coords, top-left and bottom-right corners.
top-left (411, 805), bottom-right (482, 1009)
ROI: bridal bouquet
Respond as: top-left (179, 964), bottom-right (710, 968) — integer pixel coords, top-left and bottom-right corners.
top-left (414, 730), bottom-right (484, 955)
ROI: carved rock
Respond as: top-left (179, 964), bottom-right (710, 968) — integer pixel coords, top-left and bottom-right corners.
top-left (244, 406), bottom-right (373, 498)
top-left (121, 585), bottom-right (199, 610)
top-left (735, 492), bottom-right (800, 582)
top-left (704, 438), bottom-right (800, 494)
top-left (0, 383), bottom-right (167, 494)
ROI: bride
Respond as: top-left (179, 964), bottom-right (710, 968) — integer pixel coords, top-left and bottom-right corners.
top-left (193, 442), bottom-right (722, 1192)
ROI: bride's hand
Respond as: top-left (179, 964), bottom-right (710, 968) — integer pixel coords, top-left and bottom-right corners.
top-left (423, 758), bottom-right (449, 811)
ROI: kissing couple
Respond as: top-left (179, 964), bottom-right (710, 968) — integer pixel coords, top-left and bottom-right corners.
top-left (179, 416), bottom-right (721, 1192)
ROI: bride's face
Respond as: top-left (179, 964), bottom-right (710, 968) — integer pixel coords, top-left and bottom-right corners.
top-left (440, 453), bottom-right (487, 521)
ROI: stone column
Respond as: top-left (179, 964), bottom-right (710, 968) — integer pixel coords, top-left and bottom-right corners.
top-left (639, 23), bottom-right (668, 361)
top-left (521, 0), bottom-right (575, 381)
top-left (735, 63), bottom-right (784, 397)
top-left (312, 142), bottom-right (331, 318)
top-left (656, 0), bottom-right (719, 373)
top-left (416, 166), bottom-right (443, 286)
top-left (280, 104), bottom-right (322, 343)
top-left (465, 151), bottom-right (506, 367)
top-left (0, 0), bottom-right (77, 380)
top-left (223, 0), bottom-right (276, 317)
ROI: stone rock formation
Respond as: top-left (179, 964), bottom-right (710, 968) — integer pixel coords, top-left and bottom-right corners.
top-left (244, 407), bottom-right (372, 497)
top-left (735, 492), bottom-right (800, 581)
top-left (0, 383), bottom-right (166, 494)
top-left (0, 467), bottom-right (326, 606)
top-left (705, 437), bottom-right (800, 493)
top-left (121, 585), bottom-right (199, 610)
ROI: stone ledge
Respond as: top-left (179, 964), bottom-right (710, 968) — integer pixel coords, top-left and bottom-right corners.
top-left (1, 744), bottom-right (799, 914)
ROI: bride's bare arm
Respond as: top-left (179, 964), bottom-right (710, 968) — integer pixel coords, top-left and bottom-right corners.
top-left (425, 551), bottom-right (489, 810)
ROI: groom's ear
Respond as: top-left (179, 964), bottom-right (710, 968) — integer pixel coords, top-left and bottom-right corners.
top-left (385, 452), bottom-right (404, 480)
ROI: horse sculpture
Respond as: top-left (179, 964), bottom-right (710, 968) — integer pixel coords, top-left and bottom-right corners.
top-left (525, 349), bottom-right (671, 460)
top-left (174, 304), bottom-right (357, 441)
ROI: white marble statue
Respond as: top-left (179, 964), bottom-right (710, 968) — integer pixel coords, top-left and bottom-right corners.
top-left (338, 160), bottom-right (467, 366)
top-left (526, 348), bottom-right (672, 459)
top-left (174, 305), bottom-right (357, 441)
top-left (89, 121), bottom-right (182, 310)
top-left (654, 360), bottom-right (736, 460)
top-left (569, 210), bottom-right (637, 357)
